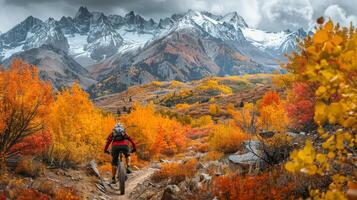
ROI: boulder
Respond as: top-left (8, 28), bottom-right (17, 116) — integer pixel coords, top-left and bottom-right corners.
top-left (228, 140), bottom-right (264, 165)
top-left (199, 173), bottom-right (212, 182)
top-left (151, 162), bottom-right (161, 169)
top-left (162, 185), bottom-right (181, 200)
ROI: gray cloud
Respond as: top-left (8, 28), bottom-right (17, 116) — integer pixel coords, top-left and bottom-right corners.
top-left (259, 0), bottom-right (313, 31)
top-left (324, 4), bottom-right (357, 27)
top-left (0, 0), bottom-right (356, 32)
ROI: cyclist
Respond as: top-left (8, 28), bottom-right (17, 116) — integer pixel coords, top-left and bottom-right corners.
top-left (104, 123), bottom-right (136, 184)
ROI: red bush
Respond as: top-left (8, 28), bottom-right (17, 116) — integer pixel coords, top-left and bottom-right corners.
top-left (16, 189), bottom-right (49, 200)
top-left (286, 82), bottom-right (315, 130)
top-left (211, 172), bottom-right (295, 200)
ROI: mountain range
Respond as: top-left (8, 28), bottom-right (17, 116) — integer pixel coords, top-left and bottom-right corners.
top-left (0, 7), bottom-right (308, 96)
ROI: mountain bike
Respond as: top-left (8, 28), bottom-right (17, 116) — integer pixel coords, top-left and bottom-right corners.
top-left (116, 152), bottom-right (127, 195)
top-left (106, 151), bottom-right (127, 195)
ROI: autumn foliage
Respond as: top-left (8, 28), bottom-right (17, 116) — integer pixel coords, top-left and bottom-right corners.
top-left (258, 91), bottom-right (289, 133)
top-left (284, 19), bottom-right (357, 198)
top-left (120, 103), bottom-right (187, 160)
top-left (286, 82), bottom-right (315, 130)
top-left (209, 123), bottom-right (249, 153)
top-left (152, 159), bottom-right (198, 183)
top-left (16, 189), bottom-right (49, 200)
top-left (211, 172), bottom-right (295, 200)
top-left (47, 83), bottom-right (115, 165)
top-left (0, 59), bottom-right (53, 169)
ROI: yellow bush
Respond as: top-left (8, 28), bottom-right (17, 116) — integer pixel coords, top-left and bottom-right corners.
top-left (169, 80), bottom-right (184, 88)
top-left (196, 79), bottom-right (232, 95)
top-left (209, 123), bottom-right (249, 153)
top-left (120, 103), bottom-right (187, 160)
top-left (151, 81), bottom-right (163, 87)
top-left (175, 103), bottom-right (191, 110)
top-left (191, 115), bottom-right (214, 128)
top-left (209, 104), bottom-right (219, 115)
top-left (47, 83), bottom-right (116, 165)
top-left (284, 19), bottom-right (357, 198)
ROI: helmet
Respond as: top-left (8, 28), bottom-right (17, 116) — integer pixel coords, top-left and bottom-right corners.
top-left (113, 123), bottom-right (125, 134)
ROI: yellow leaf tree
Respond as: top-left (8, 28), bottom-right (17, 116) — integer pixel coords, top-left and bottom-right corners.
top-left (284, 19), bottom-right (356, 199)
top-left (47, 83), bottom-right (115, 165)
top-left (120, 103), bottom-right (187, 160)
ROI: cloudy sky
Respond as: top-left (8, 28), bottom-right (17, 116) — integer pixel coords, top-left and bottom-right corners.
top-left (0, 0), bottom-right (356, 32)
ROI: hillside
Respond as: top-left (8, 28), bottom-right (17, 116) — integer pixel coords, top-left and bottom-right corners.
top-left (94, 74), bottom-right (279, 117)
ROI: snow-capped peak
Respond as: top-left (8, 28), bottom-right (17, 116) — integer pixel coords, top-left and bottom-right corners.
top-left (23, 17), bottom-right (69, 52)
top-left (220, 12), bottom-right (248, 29)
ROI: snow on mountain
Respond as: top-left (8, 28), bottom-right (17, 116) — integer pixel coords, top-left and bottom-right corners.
top-left (86, 13), bottom-right (123, 60)
top-left (241, 27), bottom-right (306, 58)
top-left (0, 6), bottom-right (306, 76)
top-left (24, 18), bottom-right (69, 52)
top-left (220, 12), bottom-right (248, 29)
top-left (161, 10), bottom-right (246, 42)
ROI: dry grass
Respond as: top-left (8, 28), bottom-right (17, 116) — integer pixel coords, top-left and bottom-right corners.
top-left (15, 157), bottom-right (44, 178)
top-left (152, 159), bottom-right (198, 184)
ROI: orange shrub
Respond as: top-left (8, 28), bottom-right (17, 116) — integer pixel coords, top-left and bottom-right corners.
top-left (195, 142), bottom-right (209, 153)
top-left (121, 103), bottom-right (187, 160)
top-left (98, 163), bottom-right (112, 174)
top-left (187, 127), bottom-right (210, 139)
top-left (257, 92), bottom-right (289, 133)
top-left (208, 123), bottom-right (249, 153)
top-left (130, 154), bottom-right (149, 169)
top-left (211, 172), bottom-right (295, 200)
top-left (54, 188), bottom-right (81, 200)
top-left (259, 91), bottom-right (281, 108)
top-left (0, 59), bottom-right (53, 167)
top-left (152, 159), bottom-right (198, 183)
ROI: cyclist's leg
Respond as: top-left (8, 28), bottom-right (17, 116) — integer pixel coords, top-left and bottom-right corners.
top-left (118, 145), bottom-right (131, 173)
top-left (111, 146), bottom-right (120, 182)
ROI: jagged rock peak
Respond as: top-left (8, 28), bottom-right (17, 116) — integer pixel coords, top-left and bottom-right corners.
top-left (75, 6), bottom-right (93, 19)
top-left (220, 11), bottom-right (248, 28)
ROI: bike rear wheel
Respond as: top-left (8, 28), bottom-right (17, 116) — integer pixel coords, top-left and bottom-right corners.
top-left (118, 161), bottom-right (127, 195)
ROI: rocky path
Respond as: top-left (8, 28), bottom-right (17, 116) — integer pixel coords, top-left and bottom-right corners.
top-left (104, 167), bottom-right (156, 200)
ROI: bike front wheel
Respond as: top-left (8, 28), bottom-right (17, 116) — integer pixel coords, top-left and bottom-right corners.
top-left (118, 162), bottom-right (127, 195)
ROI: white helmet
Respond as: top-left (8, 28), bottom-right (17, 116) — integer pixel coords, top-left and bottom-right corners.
top-left (113, 123), bottom-right (125, 134)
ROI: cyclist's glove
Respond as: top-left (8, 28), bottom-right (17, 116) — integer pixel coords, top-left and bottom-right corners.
top-left (104, 150), bottom-right (110, 154)
top-left (131, 149), bottom-right (137, 153)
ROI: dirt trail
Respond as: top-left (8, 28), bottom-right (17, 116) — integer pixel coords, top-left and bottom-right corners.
top-left (107, 167), bottom-right (156, 200)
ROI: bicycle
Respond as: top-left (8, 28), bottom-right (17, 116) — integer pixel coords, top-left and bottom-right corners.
top-left (106, 151), bottom-right (128, 195)
top-left (106, 148), bottom-right (136, 195)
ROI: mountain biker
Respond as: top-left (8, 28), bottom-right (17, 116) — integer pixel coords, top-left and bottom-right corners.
top-left (104, 123), bottom-right (136, 184)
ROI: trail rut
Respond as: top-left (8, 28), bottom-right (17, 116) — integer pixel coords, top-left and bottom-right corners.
top-left (106, 167), bottom-right (156, 200)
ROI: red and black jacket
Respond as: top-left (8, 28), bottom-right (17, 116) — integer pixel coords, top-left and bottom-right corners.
top-left (104, 132), bottom-right (136, 152)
